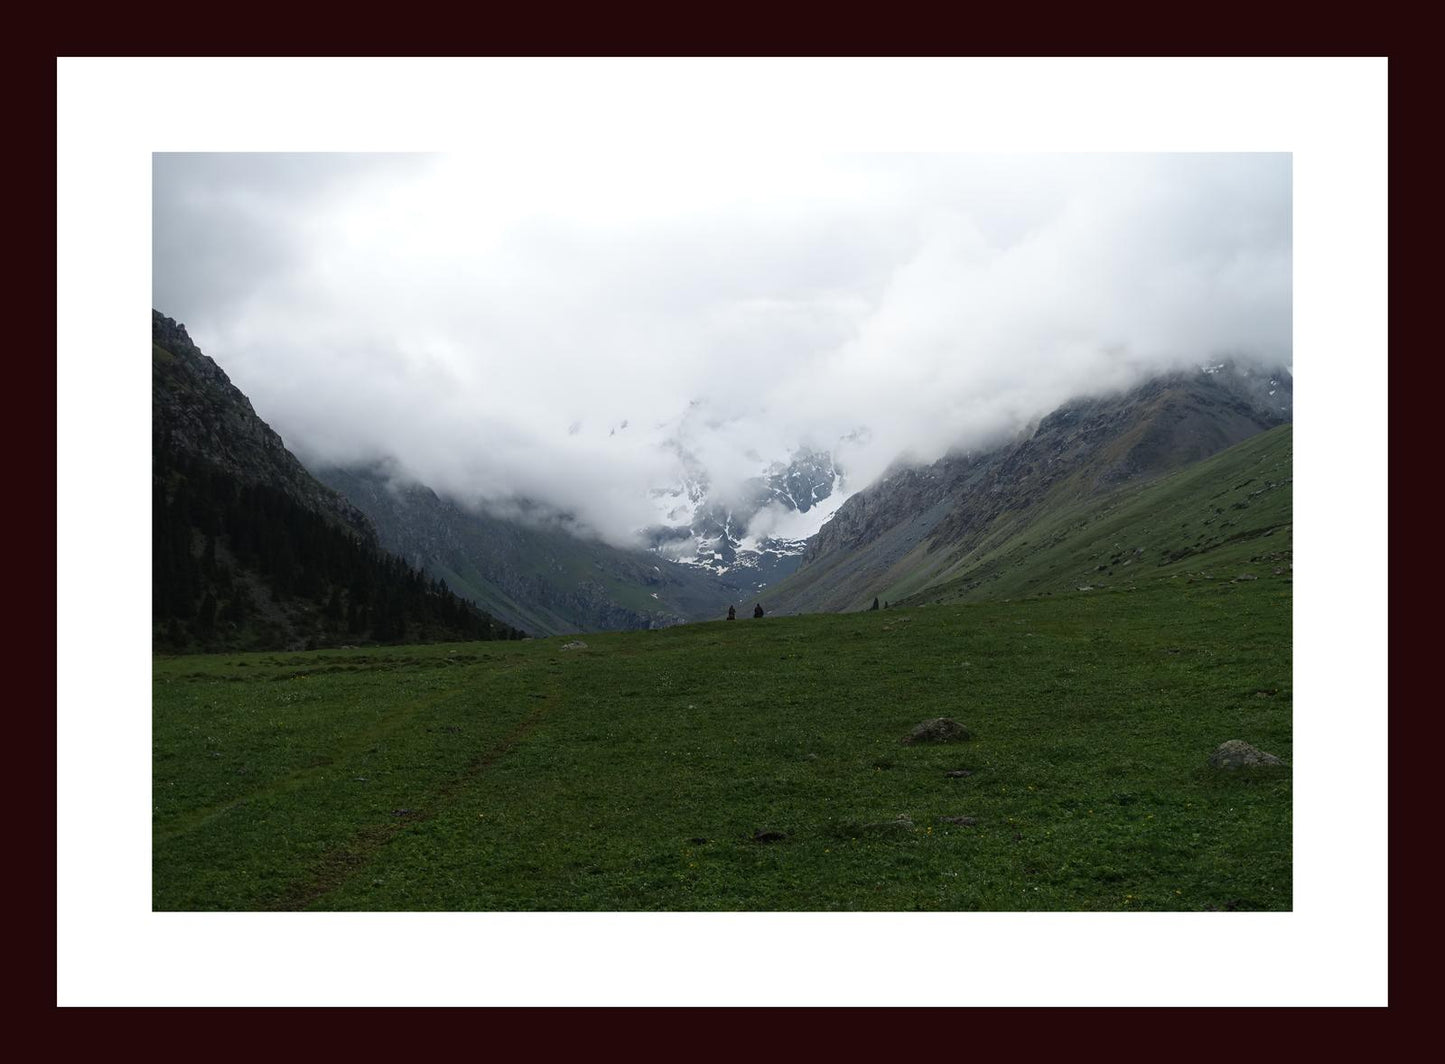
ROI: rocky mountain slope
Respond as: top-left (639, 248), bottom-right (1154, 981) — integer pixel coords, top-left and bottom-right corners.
top-left (153, 310), bottom-right (374, 540)
top-left (644, 444), bottom-right (845, 586)
top-left (152, 311), bottom-right (520, 651)
top-left (768, 363), bottom-right (1291, 614)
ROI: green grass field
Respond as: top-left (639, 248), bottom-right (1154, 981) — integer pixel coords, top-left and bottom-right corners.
top-left (154, 572), bottom-right (1291, 911)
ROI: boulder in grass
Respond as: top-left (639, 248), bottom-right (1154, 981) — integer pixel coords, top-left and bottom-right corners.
top-left (904, 718), bottom-right (971, 744)
top-left (1209, 740), bottom-right (1284, 770)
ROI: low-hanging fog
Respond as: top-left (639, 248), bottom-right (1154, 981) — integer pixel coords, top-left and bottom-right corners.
top-left (153, 152), bottom-right (1291, 546)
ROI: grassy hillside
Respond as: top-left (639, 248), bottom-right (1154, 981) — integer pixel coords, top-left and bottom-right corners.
top-left (154, 574), bottom-right (1291, 911)
top-left (778, 425), bottom-right (1292, 614)
top-left (901, 425), bottom-right (1292, 607)
top-left (770, 371), bottom-right (1290, 616)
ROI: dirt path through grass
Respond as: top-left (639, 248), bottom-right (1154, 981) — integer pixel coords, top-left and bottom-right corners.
top-left (268, 679), bottom-right (563, 910)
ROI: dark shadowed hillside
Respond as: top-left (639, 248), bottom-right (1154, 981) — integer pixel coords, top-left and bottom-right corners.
top-left (153, 311), bottom-right (374, 540)
top-left (152, 310), bottom-right (522, 651)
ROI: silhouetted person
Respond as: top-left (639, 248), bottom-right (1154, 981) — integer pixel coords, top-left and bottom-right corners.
top-left (727, 605), bottom-right (736, 621)
top-left (753, 603), bottom-right (764, 619)
top-left (870, 597), bottom-right (880, 610)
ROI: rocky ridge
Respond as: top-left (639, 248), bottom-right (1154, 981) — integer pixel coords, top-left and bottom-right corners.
top-left (152, 310), bottom-right (375, 542)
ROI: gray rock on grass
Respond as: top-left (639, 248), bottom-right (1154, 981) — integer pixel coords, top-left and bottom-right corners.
top-left (1209, 740), bottom-right (1284, 769)
top-left (904, 718), bottom-right (971, 744)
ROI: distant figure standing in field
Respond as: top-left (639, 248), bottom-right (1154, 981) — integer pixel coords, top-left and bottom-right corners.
top-left (753, 603), bottom-right (764, 619)
top-left (727, 605), bottom-right (736, 621)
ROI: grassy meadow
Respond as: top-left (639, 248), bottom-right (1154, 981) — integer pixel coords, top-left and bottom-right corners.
top-left (154, 572), bottom-right (1291, 911)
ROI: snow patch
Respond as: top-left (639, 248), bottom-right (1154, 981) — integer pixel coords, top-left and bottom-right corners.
top-left (740, 490), bottom-right (854, 549)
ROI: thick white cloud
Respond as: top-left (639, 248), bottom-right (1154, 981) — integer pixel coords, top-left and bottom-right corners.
top-left (154, 152), bottom-right (1291, 544)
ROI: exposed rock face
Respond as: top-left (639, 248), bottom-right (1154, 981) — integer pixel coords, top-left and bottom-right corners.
top-left (805, 459), bottom-right (961, 568)
top-left (1209, 740), bottom-right (1285, 769)
top-left (763, 446), bottom-right (840, 514)
top-left (152, 310), bottom-right (375, 543)
top-left (904, 718), bottom-right (972, 744)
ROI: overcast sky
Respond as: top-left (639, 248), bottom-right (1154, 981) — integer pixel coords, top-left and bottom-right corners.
top-left (154, 152), bottom-right (1291, 545)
